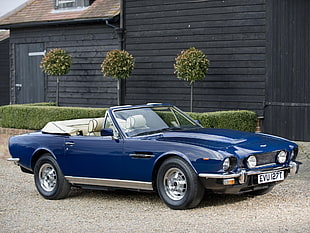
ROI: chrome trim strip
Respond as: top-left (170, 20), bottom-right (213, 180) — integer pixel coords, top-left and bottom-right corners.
top-left (199, 166), bottom-right (291, 179)
top-left (65, 176), bottom-right (153, 191)
top-left (246, 166), bottom-right (288, 176)
top-left (255, 163), bottom-right (276, 168)
top-left (199, 173), bottom-right (241, 179)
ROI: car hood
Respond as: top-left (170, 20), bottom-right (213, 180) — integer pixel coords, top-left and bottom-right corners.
top-left (156, 128), bottom-right (296, 156)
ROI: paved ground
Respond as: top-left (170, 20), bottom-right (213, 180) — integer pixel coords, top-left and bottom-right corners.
top-left (0, 142), bottom-right (309, 232)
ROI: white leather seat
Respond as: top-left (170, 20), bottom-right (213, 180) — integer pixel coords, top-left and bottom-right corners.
top-left (87, 118), bottom-right (104, 136)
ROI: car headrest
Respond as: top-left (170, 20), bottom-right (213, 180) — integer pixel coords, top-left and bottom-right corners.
top-left (126, 115), bottom-right (147, 129)
top-left (88, 118), bottom-right (104, 132)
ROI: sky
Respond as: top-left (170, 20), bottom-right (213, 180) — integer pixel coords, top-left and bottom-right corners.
top-left (0, 0), bottom-right (29, 18)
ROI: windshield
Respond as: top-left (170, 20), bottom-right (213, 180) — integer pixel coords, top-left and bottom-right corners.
top-left (113, 106), bottom-right (202, 137)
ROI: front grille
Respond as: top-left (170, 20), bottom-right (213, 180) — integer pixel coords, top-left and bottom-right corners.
top-left (242, 151), bottom-right (282, 168)
top-left (255, 151), bottom-right (278, 166)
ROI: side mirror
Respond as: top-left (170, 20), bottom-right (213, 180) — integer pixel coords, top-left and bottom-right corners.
top-left (100, 128), bottom-right (114, 137)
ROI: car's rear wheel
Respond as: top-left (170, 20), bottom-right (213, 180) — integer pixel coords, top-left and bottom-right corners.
top-left (156, 157), bottom-right (205, 210)
top-left (34, 154), bottom-right (71, 200)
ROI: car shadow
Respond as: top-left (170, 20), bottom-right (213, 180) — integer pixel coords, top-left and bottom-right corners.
top-left (68, 187), bottom-right (160, 202)
top-left (198, 191), bottom-right (253, 209)
top-left (68, 187), bottom-right (254, 209)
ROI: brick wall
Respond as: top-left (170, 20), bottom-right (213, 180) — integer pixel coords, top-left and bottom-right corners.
top-left (0, 128), bottom-right (35, 160)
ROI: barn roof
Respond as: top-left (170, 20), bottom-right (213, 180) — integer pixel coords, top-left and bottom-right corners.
top-left (0, 0), bottom-right (120, 29)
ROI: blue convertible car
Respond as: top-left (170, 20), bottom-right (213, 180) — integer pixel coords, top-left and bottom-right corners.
top-left (8, 103), bottom-right (300, 209)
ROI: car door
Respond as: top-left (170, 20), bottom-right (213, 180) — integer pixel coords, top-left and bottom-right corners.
top-left (122, 139), bottom-right (165, 182)
top-left (62, 135), bottom-right (124, 179)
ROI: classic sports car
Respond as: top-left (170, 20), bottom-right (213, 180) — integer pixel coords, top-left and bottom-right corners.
top-left (8, 103), bottom-right (300, 209)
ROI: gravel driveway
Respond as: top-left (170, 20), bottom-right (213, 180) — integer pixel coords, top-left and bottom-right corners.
top-left (1, 143), bottom-right (309, 233)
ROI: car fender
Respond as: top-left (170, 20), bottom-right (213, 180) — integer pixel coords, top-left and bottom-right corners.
top-left (152, 150), bottom-right (198, 189)
top-left (157, 150), bottom-right (196, 170)
top-left (31, 147), bottom-right (58, 170)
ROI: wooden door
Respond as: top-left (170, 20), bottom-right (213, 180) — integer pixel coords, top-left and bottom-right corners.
top-left (15, 43), bottom-right (45, 104)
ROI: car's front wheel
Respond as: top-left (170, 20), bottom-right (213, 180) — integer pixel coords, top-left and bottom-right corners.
top-left (156, 157), bottom-right (205, 210)
top-left (34, 154), bottom-right (71, 200)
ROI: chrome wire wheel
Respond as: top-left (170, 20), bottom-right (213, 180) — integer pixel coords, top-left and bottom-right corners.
top-left (38, 163), bottom-right (57, 192)
top-left (163, 167), bottom-right (187, 201)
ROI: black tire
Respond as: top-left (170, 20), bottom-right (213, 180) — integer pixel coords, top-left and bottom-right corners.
top-left (34, 154), bottom-right (71, 200)
top-left (249, 185), bottom-right (275, 196)
top-left (156, 157), bottom-right (205, 210)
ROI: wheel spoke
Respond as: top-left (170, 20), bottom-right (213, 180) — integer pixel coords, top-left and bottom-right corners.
top-left (39, 163), bottom-right (57, 192)
top-left (163, 168), bottom-right (187, 201)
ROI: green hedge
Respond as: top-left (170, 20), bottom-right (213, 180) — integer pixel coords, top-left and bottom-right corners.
top-left (0, 104), bottom-right (107, 130)
top-left (0, 104), bottom-right (257, 132)
top-left (188, 110), bottom-right (257, 132)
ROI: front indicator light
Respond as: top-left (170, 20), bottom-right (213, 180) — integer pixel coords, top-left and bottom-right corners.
top-left (223, 178), bottom-right (235, 185)
top-left (277, 150), bottom-right (287, 163)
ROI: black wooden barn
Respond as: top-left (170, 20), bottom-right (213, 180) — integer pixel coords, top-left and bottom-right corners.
top-left (0, 0), bottom-right (309, 141)
top-left (0, 0), bottom-right (121, 107)
top-left (0, 30), bottom-right (10, 106)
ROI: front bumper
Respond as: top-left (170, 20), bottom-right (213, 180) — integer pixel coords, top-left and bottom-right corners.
top-left (198, 161), bottom-right (300, 194)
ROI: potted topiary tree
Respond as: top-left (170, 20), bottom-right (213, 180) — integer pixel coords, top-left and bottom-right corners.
top-left (101, 50), bottom-right (135, 106)
top-left (174, 47), bottom-right (209, 112)
top-left (40, 48), bottom-right (72, 106)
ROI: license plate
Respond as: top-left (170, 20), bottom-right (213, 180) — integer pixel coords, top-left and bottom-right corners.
top-left (258, 171), bottom-right (284, 184)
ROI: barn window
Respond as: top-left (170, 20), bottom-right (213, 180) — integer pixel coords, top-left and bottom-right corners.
top-left (54, 0), bottom-right (95, 10)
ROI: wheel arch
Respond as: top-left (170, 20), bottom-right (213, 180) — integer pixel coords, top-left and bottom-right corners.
top-left (152, 152), bottom-right (197, 191)
top-left (31, 148), bottom-right (56, 170)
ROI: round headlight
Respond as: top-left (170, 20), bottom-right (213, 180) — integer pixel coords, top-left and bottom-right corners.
top-left (277, 150), bottom-right (287, 163)
top-left (223, 157), bottom-right (230, 171)
top-left (247, 155), bottom-right (257, 168)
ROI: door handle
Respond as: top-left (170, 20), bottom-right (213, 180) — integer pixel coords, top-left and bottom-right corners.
top-left (65, 142), bottom-right (75, 146)
top-left (129, 153), bottom-right (154, 159)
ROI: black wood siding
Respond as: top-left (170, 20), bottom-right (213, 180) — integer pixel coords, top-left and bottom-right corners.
top-left (0, 37), bottom-right (10, 105)
top-left (124, 0), bottom-right (267, 114)
top-left (10, 24), bottom-right (120, 107)
top-left (264, 0), bottom-right (310, 141)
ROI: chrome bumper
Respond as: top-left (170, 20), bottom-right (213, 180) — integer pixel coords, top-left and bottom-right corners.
top-left (7, 158), bottom-right (20, 165)
top-left (199, 161), bottom-right (299, 180)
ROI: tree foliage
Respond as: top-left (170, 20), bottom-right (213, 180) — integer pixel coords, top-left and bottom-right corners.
top-left (174, 47), bottom-right (209, 84)
top-left (40, 48), bottom-right (72, 76)
top-left (101, 50), bottom-right (135, 79)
